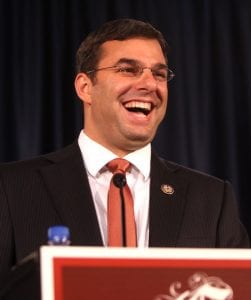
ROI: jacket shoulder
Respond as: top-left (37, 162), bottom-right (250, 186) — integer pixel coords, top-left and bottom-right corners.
top-left (0, 142), bottom-right (81, 174)
top-left (158, 156), bottom-right (225, 185)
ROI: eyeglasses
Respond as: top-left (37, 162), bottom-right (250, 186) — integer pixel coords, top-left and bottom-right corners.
top-left (86, 65), bottom-right (175, 82)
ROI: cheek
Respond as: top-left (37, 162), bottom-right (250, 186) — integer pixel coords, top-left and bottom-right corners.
top-left (160, 84), bottom-right (168, 97)
top-left (107, 77), bottom-right (133, 98)
top-left (160, 87), bottom-right (168, 109)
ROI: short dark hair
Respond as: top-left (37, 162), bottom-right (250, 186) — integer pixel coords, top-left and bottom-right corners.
top-left (76, 18), bottom-right (169, 79)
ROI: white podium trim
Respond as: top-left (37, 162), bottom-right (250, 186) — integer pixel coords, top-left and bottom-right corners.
top-left (40, 246), bottom-right (251, 300)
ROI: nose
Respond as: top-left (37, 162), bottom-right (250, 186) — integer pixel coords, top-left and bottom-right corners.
top-left (134, 68), bottom-right (158, 91)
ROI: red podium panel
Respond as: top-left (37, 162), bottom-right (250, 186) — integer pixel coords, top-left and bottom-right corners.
top-left (40, 247), bottom-right (251, 300)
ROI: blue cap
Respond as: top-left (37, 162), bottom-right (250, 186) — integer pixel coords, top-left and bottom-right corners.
top-left (48, 226), bottom-right (70, 245)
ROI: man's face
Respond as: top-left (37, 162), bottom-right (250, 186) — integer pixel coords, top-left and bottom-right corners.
top-left (77, 38), bottom-right (168, 156)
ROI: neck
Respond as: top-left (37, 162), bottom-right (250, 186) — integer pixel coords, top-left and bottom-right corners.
top-left (82, 130), bottom-right (145, 157)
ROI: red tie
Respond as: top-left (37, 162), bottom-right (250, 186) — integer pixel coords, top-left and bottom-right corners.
top-left (107, 158), bottom-right (137, 247)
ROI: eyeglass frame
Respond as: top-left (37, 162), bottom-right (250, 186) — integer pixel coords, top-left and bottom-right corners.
top-left (86, 64), bottom-right (175, 82)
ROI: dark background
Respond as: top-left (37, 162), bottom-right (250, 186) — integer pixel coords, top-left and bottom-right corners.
top-left (0, 0), bottom-right (250, 238)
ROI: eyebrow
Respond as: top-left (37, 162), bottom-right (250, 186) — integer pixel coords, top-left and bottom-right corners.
top-left (114, 58), bottom-right (168, 69)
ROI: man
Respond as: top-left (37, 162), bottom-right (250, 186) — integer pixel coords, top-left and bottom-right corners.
top-left (0, 19), bottom-right (249, 283)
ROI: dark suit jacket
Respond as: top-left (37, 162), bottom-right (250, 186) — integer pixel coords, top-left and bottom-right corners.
top-left (0, 141), bottom-right (249, 282)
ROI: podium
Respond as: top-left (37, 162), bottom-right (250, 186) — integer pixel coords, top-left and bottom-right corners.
top-left (2, 247), bottom-right (251, 299)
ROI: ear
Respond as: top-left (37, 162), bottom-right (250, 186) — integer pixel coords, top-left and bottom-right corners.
top-left (74, 73), bottom-right (93, 104)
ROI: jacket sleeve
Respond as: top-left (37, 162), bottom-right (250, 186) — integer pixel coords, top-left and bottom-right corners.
top-left (216, 180), bottom-right (250, 248)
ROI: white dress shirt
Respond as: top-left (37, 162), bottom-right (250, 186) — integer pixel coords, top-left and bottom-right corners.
top-left (78, 130), bottom-right (151, 247)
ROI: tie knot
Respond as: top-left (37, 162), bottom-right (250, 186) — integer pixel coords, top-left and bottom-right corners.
top-left (107, 158), bottom-right (131, 174)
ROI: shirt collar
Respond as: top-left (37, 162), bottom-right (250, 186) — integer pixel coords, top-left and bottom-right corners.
top-left (78, 130), bottom-right (151, 180)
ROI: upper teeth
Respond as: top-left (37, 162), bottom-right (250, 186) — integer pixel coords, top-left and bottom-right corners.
top-left (124, 101), bottom-right (151, 111)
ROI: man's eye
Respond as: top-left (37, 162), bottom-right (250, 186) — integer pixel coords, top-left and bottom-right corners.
top-left (117, 67), bottom-right (138, 75)
top-left (153, 70), bottom-right (167, 79)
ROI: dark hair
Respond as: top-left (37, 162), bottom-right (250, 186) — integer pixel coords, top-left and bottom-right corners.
top-left (76, 18), bottom-right (169, 79)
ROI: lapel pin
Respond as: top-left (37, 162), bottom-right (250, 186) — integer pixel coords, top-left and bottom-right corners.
top-left (161, 184), bottom-right (174, 195)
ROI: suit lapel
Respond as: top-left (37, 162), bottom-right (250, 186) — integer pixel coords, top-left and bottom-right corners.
top-left (149, 152), bottom-right (188, 247)
top-left (38, 143), bottom-right (188, 248)
top-left (39, 143), bottom-right (103, 246)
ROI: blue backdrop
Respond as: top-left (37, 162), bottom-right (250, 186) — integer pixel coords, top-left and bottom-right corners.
top-left (0, 0), bottom-right (250, 237)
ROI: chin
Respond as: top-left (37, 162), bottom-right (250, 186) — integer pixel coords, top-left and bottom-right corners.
top-left (126, 134), bottom-right (153, 148)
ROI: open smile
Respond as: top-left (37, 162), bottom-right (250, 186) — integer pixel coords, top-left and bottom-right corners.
top-left (123, 101), bottom-right (154, 116)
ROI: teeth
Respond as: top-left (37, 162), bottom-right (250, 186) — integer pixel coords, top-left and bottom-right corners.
top-left (124, 101), bottom-right (151, 111)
